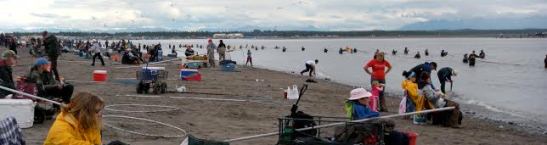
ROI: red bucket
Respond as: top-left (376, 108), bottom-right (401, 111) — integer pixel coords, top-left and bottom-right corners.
top-left (93, 70), bottom-right (108, 82)
top-left (406, 131), bottom-right (418, 145)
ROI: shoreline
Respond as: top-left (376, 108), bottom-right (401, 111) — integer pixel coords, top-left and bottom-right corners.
top-left (3, 45), bottom-right (546, 145)
top-left (233, 64), bottom-right (547, 136)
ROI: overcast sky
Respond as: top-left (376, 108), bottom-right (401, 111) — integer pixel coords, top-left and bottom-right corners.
top-left (0, 0), bottom-right (546, 31)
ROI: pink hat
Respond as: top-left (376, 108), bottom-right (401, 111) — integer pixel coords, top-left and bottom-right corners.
top-left (348, 88), bottom-right (372, 100)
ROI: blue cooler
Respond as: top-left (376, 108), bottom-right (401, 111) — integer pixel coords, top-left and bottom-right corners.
top-left (221, 63), bottom-right (236, 72)
top-left (139, 67), bottom-right (165, 80)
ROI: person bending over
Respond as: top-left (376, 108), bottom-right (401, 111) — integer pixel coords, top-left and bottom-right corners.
top-left (300, 59), bottom-right (318, 77)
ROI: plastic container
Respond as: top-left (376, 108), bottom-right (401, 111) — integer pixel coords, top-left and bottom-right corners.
top-left (221, 63), bottom-right (236, 72)
top-left (93, 70), bottom-right (108, 82)
top-left (0, 99), bottom-right (34, 128)
top-left (140, 67), bottom-right (165, 81)
top-left (406, 131), bottom-right (418, 145)
top-left (184, 62), bottom-right (203, 69)
top-left (180, 69), bottom-right (202, 81)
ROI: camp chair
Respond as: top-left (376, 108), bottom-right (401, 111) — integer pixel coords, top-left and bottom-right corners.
top-left (0, 116), bottom-right (25, 145)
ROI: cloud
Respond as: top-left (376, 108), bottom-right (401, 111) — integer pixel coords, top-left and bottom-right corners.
top-left (0, 0), bottom-right (546, 32)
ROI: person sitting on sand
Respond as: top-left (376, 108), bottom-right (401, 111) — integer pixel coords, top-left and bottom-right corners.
top-left (184, 45), bottom-right (195, 57)
top-left (0, 50), bottom-right (17, 98)
top-left (402, 71), bottom-right (426, 124)
top-left (421, 74), bottom-right (462, 128)
top-left (344, 88), bottom-right (379, 120)
top-left (121, 49), bottom-right (139, 64)
top-left (300, 59), bottom-right (318, 77)
top-left (43, 92), bottom-right (110, 145)
top-left (27, 58), bottom-right (73, 104)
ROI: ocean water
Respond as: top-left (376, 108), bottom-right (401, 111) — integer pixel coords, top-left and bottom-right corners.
top-left (133, 38), bottom-right (547, 132)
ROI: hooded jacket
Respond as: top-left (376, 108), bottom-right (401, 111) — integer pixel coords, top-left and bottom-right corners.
top-left (401, 79), bottom-right (424, 111)
top-left (43, 112), bottom-right (102, 145)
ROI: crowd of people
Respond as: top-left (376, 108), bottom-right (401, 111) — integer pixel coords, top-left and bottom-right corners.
top-left (344, 50), bottom-right (463, 128)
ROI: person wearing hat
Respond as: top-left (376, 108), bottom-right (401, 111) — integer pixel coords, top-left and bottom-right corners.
top-left (90, 39), bottom-right (105, 66)
top-left (437, 67), bottom-right (457, 94)
top-left (0, 50), bottom-right (17, 98)
top-left (344, 88), bottom-right (380, 120)
top-left (27, 57), bottom-right (73, 104)
top-left (206, 39), bottom-right (216, 67)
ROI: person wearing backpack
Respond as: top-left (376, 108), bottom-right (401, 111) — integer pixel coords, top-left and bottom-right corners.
top-left (42, 31), bottom-right (61, 81)
top-left (345, 88), bottom-right (379, 120)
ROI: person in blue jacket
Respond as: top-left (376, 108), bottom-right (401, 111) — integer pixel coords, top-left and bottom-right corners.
top-left (408, 62), bottom-right (437, 89)
top-left (345, 88), bottom-right (379, 120)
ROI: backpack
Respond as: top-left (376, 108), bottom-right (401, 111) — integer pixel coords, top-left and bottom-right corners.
top-left (344, 101), bottom-right (353, 119)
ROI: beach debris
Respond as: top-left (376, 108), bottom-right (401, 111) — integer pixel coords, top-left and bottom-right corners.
top-left (176, 85), bottom-right (187, 93)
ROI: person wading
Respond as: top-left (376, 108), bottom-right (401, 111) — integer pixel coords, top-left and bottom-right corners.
top-left (364, 52), bottom-right (392, 112)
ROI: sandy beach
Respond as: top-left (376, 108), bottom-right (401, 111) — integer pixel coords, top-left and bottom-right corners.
top-left (4, 46), bottom-right (545, 145)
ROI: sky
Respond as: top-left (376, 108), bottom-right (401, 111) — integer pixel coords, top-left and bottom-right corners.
top-left (0, 0), bottom-right (546, 32)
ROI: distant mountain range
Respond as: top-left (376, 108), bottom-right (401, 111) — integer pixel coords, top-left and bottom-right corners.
top-left (400, 16), bottom-right (547, 30)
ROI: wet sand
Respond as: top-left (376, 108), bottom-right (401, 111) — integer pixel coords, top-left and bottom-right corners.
top-left (4, 46), bottom-right (546, 145)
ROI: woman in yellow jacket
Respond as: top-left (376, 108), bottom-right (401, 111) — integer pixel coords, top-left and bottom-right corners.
top-left (402, 71), bottom-right (427, 124)
top-left (43, 92), bottom-right (104, 145)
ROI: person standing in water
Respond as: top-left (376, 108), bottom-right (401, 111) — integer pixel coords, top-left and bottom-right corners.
top-left (479, 50), bottom-right (486, 59)
top-left (246, 49), bottom-right (253, 67)
top-left (437, 67), bottom-right (457, 94)
top-left (404, 47), bottom-right (409, 55)
top-left (469, 51), bottom-right (478, 67)
top-left (300, 59), bottom-right (318, 77)
top-left (425, 49), bottom-right (429, 56)
top-left (364, 52), bottom-right (392, 112)
top-left (463, 54), bottom-right (469, 63)
top-left (544, 54), bottom-right (547, 68)
top-left (414, 51), bottom-right (421, 59)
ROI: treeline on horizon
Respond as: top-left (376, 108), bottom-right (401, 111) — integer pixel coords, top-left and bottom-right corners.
top-left (10, 29), bottom-right (547, 38)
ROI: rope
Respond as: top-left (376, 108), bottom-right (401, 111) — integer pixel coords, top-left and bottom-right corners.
top-left (103, 115), bottom-right (187, 138)
top-left (223, 107), bottom-right (455, 142)
top-left (105, 104), bottom-right (179, 113)
top-left (113, 58), bottom-right (181, 69)
top-left (0, 85), bottom-right (65, 107)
